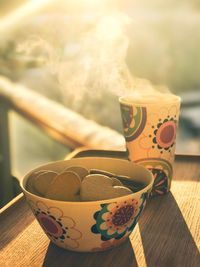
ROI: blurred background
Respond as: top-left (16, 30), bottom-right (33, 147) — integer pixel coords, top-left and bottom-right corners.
top-left (0, 0), bottom-right (199, 185)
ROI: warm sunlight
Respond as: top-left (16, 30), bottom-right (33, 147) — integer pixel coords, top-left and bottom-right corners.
top-left (0, 0), bottom-right (50, 32)
top-left (0, 1), bottom-right (199, 267)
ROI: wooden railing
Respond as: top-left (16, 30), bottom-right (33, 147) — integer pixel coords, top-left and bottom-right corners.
top-left (0, 76), bottom-right (124, 206)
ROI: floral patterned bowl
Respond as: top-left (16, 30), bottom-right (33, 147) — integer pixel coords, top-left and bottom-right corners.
top-left (20, 157), bottom-right (153, 252)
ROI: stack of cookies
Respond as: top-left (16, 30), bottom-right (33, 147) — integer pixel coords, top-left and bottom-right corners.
top-left (26, 166), bottom-right (145, 201)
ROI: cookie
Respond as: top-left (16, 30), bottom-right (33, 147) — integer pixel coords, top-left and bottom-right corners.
top-left (26, 173), bottom-right (40, 195)
top-left (80, 174), bottom-right (132, 201)
top-left (115, 175), bottom-right (145, 192)
top-left (34, 170), bottom-right (51, 175)
top-left (64, 166), bottom-right (89, 181)
top-left (90, 168), bottom-right (144, 192)
top-left (46, 171), bottom-right (81, 201)
top-left (112, 177), bottom-right (123, 186)
top-left (33, 171), bottom-right (58, 196)
top-left (89, 169), bottom-right (115, 178)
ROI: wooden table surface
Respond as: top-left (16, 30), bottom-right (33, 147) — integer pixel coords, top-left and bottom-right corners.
top-left (0, 152), bottom-right (200, 267)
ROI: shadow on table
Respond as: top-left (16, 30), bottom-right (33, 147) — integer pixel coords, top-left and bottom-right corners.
top-left (42, 238), bottom-right (138, 267)
top-left (138, 193), bottom-right (200, 267)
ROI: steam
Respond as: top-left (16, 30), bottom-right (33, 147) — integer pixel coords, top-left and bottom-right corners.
top-left (17, 13), bottom-right (134, 100)
top-left (17, 12), bottom-right (173, 112)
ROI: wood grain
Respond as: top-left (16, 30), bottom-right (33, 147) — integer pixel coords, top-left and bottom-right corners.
top-left (0, 154), bottom-right (199, 267)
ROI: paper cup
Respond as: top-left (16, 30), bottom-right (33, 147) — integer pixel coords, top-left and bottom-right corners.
top-left (119, 94), bottom-right (181, 196)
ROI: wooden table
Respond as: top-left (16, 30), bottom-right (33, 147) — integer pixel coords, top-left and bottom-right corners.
top-left (0, 151), bottom-right (200, 267)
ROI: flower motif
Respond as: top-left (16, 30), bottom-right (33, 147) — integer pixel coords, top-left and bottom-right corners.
top-left (135, 158), bottom-right (173, 197)
top-left (120, 103), bottom-right (147, 141)
top-left (91, 193), bottom-right (147, 241)
top-left (149, 168), bottom-right (168, 196)
top-left (28, 201), bottom-right (82, 249)
top-left (139, 105), bottom-right (179, 162)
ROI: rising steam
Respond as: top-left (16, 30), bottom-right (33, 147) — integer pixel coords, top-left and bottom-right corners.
top-left (17, 12), bottom-right (173, 127)
top-left (17, 14), bottom-right (134, 100)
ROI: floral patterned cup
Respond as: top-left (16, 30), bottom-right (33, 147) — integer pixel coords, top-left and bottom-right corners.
top-left (21, 157), bottom-right (153, 252)
top-left (119, 94), bottom-right (181, 196)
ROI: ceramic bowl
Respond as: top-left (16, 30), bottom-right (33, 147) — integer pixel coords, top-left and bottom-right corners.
top-left (20, 157), bottom-right (153, 252)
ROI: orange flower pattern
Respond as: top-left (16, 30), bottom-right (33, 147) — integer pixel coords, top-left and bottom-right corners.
top-left (27, 200), bottom-right (82, 249)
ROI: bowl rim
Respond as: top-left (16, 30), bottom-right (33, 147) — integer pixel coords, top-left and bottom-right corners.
top-left (20, 157), bottom-right (154, 205)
